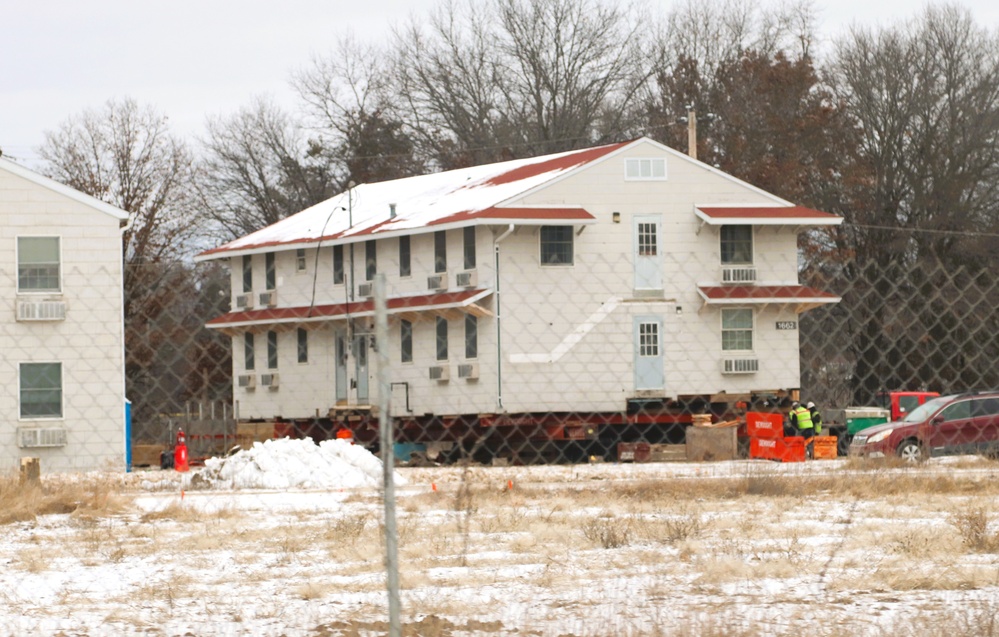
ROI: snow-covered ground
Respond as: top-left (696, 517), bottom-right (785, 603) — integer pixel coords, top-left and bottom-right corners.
top-left (3, 440), bottom-right (999, 636)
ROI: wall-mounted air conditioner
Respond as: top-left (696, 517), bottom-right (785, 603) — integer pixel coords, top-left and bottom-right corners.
top-left (721, 358), bottom-right (759, 374)
top-left (721, 266), bottom-right (757, 284)
top-left (18, 427), bottom-right (68, 448)
top-left (236, 293), bottom-right (254, 309)
top-left (456, 270), bottom-right (477, 287)
top-left (260, 373), bottom-right (280, 388)
top-left (357, 283), bottom-right (373, 297)
top-left (238, 374), bottom-right (256, 389)
top-left (16, 299), bottom-right (67, 322)
top-left (429, 365), bottom-right (450, 381)
top-left (457, 362), bottom-right (479, 379)
top-left (427, 275), bottom-right (446, 291)
top-left (258, 290), bottom-right (277, 307)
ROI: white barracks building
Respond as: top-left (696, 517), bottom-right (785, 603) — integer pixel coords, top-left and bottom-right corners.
top-left (196, 137), bottom-right (841, 461)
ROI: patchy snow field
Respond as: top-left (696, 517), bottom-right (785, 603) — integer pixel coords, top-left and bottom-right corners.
top-left (3, 440), bottom-right (999, 637)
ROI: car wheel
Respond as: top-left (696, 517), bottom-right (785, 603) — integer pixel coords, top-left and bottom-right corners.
top-left (896, 439), bottom-right (924, 463)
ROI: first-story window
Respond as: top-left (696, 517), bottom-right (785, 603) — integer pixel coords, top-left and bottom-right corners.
top-left (721, 309), bottom-right (754, 351)
top-left (465, 314), bottom-right (477, 359)
top-left (639, 322), bottom-right (660, 357)
top-left (267, 331), bottom-right (278, 369)
top-left (18, 237), bottom-right (61, 292)
top-left (540, 226), bottom-right (573, 265)
top-left (297, 328), bottom-right (308, 363)
top-left (401, 319), bottom-right (413, 363)
top-left (19, 362), bottom-right (62, 419)
top-left (436, 317), bottom-right (448, 361)
top-left (244, 333), bottom-right (255, 370)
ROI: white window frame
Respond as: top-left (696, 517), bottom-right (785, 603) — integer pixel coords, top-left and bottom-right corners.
top-left (19, 361), bottom-right (63, 420)
top-left (721, 308), bottom-right (754, 352)
top-left (638, 321), bottom-right (660, 357)
top-left (16, 236), bottom-right (62, 294)
top-left (625, 158), bottom-right (667, 181)
top-left (296, 248), bottom-right (307, 273)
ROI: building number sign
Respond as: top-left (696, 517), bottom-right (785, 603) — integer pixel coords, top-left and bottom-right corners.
top-left (775, 321), bottom-right (798, 330)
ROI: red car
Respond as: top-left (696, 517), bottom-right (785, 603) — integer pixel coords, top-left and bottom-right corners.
top-left (849, 392), bottom-right (999, 462)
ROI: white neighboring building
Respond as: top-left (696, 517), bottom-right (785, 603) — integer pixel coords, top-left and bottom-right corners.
top-left (0, 157), bottom-right (129, 472)
top-left (196, 138), bottom-right (840, 457)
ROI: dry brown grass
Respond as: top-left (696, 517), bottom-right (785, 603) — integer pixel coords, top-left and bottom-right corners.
top-left (0, 472), bottom-right (128, 524)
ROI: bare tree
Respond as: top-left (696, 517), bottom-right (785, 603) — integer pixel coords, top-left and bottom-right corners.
top-left (393, 0), bottom-right (651, 167)
top-left (198, 97), bottom-right (339, 241)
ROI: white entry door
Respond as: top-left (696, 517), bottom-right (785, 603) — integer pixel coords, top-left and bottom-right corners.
top-left (633, 316), bottom-right (665, 391)
top-left (354, 334), bottom-right (369, 404)
top-left (634, 215), bottom-right (663, 291)
top-left (335, 329), bottom-right (348, 403)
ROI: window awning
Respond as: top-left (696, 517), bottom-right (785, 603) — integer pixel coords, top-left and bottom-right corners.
top-left (695, 205), bottom-right (842, 226)
top-left (207, 288), bottom-right (493, 335)
top-left (697, 285), bottom-right (840, 314)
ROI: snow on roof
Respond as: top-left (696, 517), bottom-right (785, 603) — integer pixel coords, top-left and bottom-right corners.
top-left (198, 437), bottom-right (406, 490)
top-left (196, 141), bottom-right (632, 260)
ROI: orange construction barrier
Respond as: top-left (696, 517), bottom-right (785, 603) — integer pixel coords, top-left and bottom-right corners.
top-left (174, 428), bottom-right (190, 473)
top-left (746, 412), bottom-right (784, 439)
top-left (812, 436), bottom-right (838, 460)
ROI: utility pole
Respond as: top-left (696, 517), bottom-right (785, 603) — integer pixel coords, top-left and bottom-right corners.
top-left (687, 106), bottom-right (697, 161)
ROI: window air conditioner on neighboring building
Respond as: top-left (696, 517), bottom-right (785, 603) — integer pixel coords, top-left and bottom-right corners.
top-left (456, 270), bottom-right (477, 287)
top-left (238, 374), bottom-right (256, 389)
top-left (427, 275), bottom-right (446, 291)
top-left (16, 299), bottom-right (67, 322)
top-left (721, 358), bottom-right (759, 374)
top-left (457, 363), bottom-right (479, 379)
top-left (258, 290), bottom-right (277, 307)
top-left (18, 427), bottom-right (68, 448)
top-left (236, 293), bottom-right (254, 309)
top-left (429, 365), bottom-right (450, 381)
top-left (260, 373), bottom-right (280, 388)
top-left (721, 266), bottom-right (757, 284)
top-left (357, 283), bottom-right (373, 297)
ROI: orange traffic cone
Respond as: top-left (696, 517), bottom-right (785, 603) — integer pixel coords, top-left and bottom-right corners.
top-left (174, 428), bottom-right (190, 473)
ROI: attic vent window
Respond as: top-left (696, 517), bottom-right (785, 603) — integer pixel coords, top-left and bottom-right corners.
top-left (625, 158), bottom-right (666, 181)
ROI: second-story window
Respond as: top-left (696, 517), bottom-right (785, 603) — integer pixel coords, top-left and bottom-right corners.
top-left (436, 316), bottom-right (448, 361)
top-left (721, 226), bottom-right (753, 264)
top-left (399, 236), bottom-right (411, 277)
top-left (434, 231), bottom-right (447, 273)
top-left (17, 237), bottom-right (61, 292)
top-left (333, 245), bottom-right (344, 285)
top-left (296, 248), bottom-right (307, 272)
top-left (722, 309), bottom-right (753, 351)
top-left (401, 319), bottom-right (413, 363)
top-left (265, 252), bottom-right (276, 290)
top-left (244, 333), bottom-right (255, 371)
top-left (365, 240), bottom-right (377, 281)
top-left (297, 328), bottom-right (308, 363)
top-left (267, 331), bottom-right (278, 369)
top-left (463, 227), bottom-right (476, 269)
top-left (540, 226), bottom-right (573, 265)
top-left (242, 255), bottom-right (253, 293)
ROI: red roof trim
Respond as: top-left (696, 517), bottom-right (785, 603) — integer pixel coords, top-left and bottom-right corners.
top-left (696, 206), bottom-right (839, 220)
top-left (207, 289), bottom-right (490, 326)
top-left (479, 142), bottom-right (631, 187)
top-left (698, 285), bottom-right (839, 301)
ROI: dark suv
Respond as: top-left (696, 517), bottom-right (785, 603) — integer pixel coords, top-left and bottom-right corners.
top-left (849, 392), bottom-right (999, 462)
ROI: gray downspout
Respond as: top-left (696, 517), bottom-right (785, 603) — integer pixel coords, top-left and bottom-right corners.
top-left (494, 224), bottom-right (515, 411)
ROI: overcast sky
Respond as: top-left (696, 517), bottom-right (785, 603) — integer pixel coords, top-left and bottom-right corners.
top-left (2, 0), bottom-right (998, 168)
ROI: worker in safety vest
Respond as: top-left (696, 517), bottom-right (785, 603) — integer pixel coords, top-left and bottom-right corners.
top-left (807, 401), bottom-right (823, 435)
top-left (789, 401), bottom-right (815, 440)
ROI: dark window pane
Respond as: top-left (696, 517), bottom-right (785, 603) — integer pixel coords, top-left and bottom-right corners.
top-left (463, 226), bottom-right (476, 269)
top-left (401, 320), bottom-right (413, 363)
top-left (399, 236), bottom-right (411, 277)
top-left (540, 226), bottom-right (573, 265)
top-left (436, 317), bottom-right (448, 361)
top-left (435, 231), bottom-right (447, 273)
top-left (465, 314), bottom-right (477, 359)
top-left (297, 328), bottom-right (308, 363)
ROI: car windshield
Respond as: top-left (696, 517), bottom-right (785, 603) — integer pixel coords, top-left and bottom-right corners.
top-left (901, 395), bottom-right (952, 423)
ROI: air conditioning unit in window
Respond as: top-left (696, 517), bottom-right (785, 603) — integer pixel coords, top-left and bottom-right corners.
top-left (427, 275), bottom-right (446, 291)
top-left (238, 374), bottom-right (256, 389)
top-left (18, 427), bottom-right (68, 448)
top-left (259, 290), bottom-right (277, 307)
top-left (457, 363), bottom-right (479, 379)
top-left (456, 270), bottom-right (477, 288)
top-left (721, 358), bottom-right (759, 374)
top-left (260, 373), bottom-right (280, 388)
top-left (236, 293), bottom-right (254, 309)
top-left (16, 299), bottom-right (67, 322)
top-left (721, 267), bottom-right (757, 284)
top-left (357, 282), bottom-right (373, 297)
top-left (429, 365), bottom-right (450, 381)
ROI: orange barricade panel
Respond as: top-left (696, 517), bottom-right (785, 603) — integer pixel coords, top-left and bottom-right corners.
top-left (812, 436), bottom-right (838, 460)
top-left (746, 412), bottom-right (785, 439)
top-left (781, 436), bottom-right (806, 462)
top-left (750, 437), bottom-right (780, 460)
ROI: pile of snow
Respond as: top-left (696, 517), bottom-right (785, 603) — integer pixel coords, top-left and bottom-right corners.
top-left (198, 437), bottom-right (406, 490)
